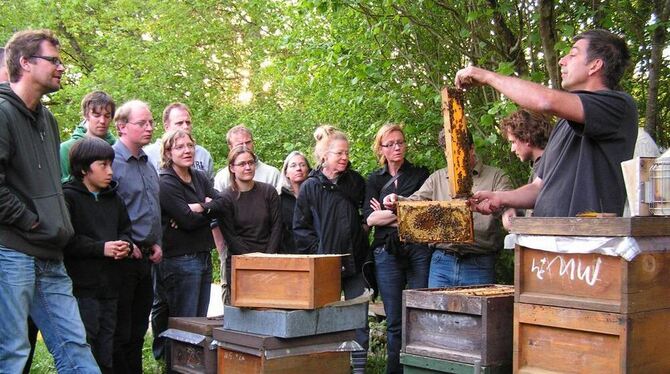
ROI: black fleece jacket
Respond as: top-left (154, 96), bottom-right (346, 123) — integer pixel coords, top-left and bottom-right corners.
top-left (63, 179), bottom-right (133, 298)
top-left (159, 166), bottom-right (217, 257)
top-left (0, 83), bottom-right (74, 259)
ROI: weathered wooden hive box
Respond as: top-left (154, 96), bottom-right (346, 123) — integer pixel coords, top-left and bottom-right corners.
top-left (213, 327), bottom-right (355, 374)
top-left (514, 303), bottom-right (670, 373)
top-left (231, 253), bottom-right (342, 309)
top-left (402, 285), bottom-right (514, 367)
top-left (162, 316), bottom-right (223, 374)
top-left (512, 217), bottom-right (670, 313)
top-left (400, 352), bottom-right (511, 374)
top-left (397, 200), bottom-right (474, 244)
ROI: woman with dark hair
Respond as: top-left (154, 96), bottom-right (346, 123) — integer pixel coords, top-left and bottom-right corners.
top-left (364, 123), bottom-right (430, 374)
top-left (193, 145), bottom-right (281, 286)
top-left (152, 129), bottom-right (220, 355)
top-left (279, 151), bottom-right (311, 253)
top-left (293, 125), bottom-right (369, 373)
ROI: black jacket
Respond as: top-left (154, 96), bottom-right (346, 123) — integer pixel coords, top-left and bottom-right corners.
top-left (159, 166), bottom-right (217, 257)
top-left (63, 179), bottom-right (133, 298)
top-left (293, 168), bottom-right (369, 277)
top-left (279, 186), bottom-right (298, 254)
top-left (0, 83), bottom-right (74, 259)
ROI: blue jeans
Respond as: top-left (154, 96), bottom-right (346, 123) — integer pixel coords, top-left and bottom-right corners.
top-left (428, 250), bottom-right (497, 288)
top-left (374, 244), bottom-right (431, 374)
top-left (152, 252), bottom-right (212, 360)
top-left (0, 246), bottom-right (100, 374)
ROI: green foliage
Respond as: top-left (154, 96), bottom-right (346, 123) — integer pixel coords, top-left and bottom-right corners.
top-left (4, 6), bottom-right (670, 348)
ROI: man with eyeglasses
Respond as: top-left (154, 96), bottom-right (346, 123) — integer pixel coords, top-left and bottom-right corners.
top-left (144, 102), bottom-right (214, 181)
top-left (111, 100), bottom-right (163, 373)
top-left (0, 29), bottom-right (101, 373)
top-left (384, 131), bottom-right (512, 287)
top-left (213, 124), bottom-right (282, 192)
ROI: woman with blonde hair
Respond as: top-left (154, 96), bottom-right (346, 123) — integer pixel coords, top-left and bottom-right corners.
top-left (364, 123), bottom-right (430, 374)
top-left (293, 125), bottom-right (369, 373)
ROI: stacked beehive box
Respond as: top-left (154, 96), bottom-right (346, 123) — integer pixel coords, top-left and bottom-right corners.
top-left (510, 216), bottom-right (670, 373)
top-left (400, 285), bottom-right (515, 373)
top-left (161, 316), bottom-right (223, 374)
top-left (215, 253), bottom-right (367, 374)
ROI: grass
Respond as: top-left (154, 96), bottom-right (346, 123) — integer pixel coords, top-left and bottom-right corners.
top-left (29, 331), bottom-right (163, 374)
top-left (30, 321), bottom-right (389, 373)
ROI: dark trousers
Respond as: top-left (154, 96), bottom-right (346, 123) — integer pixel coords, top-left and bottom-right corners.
top-left (151, 252), bottom-right (212, 360)
top-left (78, 296), bottom-right (118, 374)
top-left (342, 272), bottom-right (369, 373)
top-left (374, 244), bottom-right (431, 374)
top-left (150, 264), bottom-right (167, 360)
top-left (113, 260), bottom-right (153, 374)
top-left (23, 317), bottom-right (38, 374)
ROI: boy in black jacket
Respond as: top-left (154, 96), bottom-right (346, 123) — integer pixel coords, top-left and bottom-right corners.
top-left (63, 137), bottom-right (133, 373)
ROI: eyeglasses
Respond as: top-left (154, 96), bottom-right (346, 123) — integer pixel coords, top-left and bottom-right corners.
top-left (30, 55), bottom-right (64, 67)
top-left (233, 160), bottom-right (257, 168)
top-left (328, 150), bottom-right (349, 157)
top-left (173, 143), bottom-right (195, 151)
top-left (380, 140), bottom-right (405, 148)
top-left (128, 120), bottom-right (154, 128)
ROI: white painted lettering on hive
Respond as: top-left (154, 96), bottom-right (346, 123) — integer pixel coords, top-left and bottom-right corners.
top-left (530, 255), bottom-right (602, 286)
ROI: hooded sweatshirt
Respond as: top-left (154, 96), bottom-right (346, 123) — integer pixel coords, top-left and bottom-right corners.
top-left (63, 179), bottom-right (133, 298)
top-left (60, 120), bottom-right (116, 182)
top-left (0, 83), bottom-right (74, 259)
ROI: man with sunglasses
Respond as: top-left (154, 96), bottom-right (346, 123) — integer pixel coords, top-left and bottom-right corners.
top-left (0, 29), bottom-right (100, 373)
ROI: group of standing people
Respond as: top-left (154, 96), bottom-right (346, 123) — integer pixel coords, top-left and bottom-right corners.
top-left (0, 26), bottom-right (640, 374)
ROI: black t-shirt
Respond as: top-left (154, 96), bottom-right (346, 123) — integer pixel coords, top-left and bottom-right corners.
top-left (534, 90), bottom-right (637, 217)
top-left (363, 160), bottom-right (430, 248)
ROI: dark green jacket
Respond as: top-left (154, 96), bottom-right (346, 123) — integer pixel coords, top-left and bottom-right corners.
top-left (0, 83), bottom-right (74, 259)
top-left (59, 120), bottom-right (116, 182)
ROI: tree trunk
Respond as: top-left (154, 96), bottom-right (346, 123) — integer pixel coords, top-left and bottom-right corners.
top-left (538, 0), bottom-right (560, 89)
top-left (486, 0), bottom-right (528, 75)
top-left (645, 0), bottom-right (670, 141)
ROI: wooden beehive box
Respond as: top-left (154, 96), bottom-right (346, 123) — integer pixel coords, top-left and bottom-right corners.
top-left (231, 253), bottom-right (342, 309)
top-left (402, 285), bottom-right (514, 366)
top-left (214, 328), bottom-right (354, 374)
top-left (400, 352), bottom-right (511, 374)
top-left (515, 246), bottom-right (670, 314)
top-left (397, 200), bottom-right (474, 243)
top-left (163, 317), bottom-right (223, 374)
top-left (511, 217), bottom-right (670, 314)
top-left (514, 303), bottom-right (670, 373)
top-left (508, 216), bottom-right (670, 237)
top-left (441, 87), bottom-right (473, 198)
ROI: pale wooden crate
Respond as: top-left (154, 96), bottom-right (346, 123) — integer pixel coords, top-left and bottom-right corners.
top-left (515, 246), bottom-right (670, 314)
top-left (231, 253), bottom-right (342, 310)
top-left (514, 303), bottom-right (670, 373)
